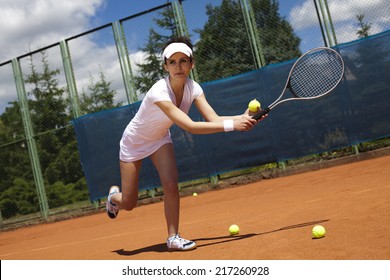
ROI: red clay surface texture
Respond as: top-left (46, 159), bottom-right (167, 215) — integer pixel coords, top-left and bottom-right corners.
top-left (1, 155), bottom-right (390, 260)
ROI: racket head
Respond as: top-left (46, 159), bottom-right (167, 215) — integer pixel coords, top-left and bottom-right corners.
top-left (288, 47), bottom-right (344, 99)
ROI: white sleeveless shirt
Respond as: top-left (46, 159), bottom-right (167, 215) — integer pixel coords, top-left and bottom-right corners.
top-left (119, 76), bottom-right (203, 162)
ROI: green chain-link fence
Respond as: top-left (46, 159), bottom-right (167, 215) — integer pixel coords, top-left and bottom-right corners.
top-left (1, 0), bottom-right (389, 228)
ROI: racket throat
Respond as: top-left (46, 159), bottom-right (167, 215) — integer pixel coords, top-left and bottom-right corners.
top-left (252, 107), bottom-right (271, 120)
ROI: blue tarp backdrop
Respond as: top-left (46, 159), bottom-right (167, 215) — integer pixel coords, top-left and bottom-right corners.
top-left (72, 31), bottom-right (390, 201)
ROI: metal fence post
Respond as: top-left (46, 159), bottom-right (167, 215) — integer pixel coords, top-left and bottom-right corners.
top-left (12, 58), bottom-right (49, 220)
top-left (60, 40), bottom-right (81, 118)
top-left (240, 0), bottom-right (266, 68)
top-left (113, 21), bottom-right (137, 104)
top-left (323, 0), bottom-right (337, 46)
top-left (314, 0), bottom-right (338, 47)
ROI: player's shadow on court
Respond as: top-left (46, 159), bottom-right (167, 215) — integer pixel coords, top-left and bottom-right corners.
top-left (112, 219), bottom-right (329, 256)
top-left (113, 243), bottom-right (167, 256)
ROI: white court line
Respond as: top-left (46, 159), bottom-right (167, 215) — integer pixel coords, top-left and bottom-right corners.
top-left (0, 216), bottom-right (219, 259)
top-left (0, 225), bottom-right (163, 258)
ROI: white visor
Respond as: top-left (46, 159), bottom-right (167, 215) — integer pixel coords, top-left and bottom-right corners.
top-left (162, 42), bottom-right (192, 60)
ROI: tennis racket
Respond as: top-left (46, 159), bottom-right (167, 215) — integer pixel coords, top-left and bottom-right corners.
top-left (252, 47), bottom-right (344, 120)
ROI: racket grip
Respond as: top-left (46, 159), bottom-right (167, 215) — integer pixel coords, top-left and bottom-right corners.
top-left (252, 108), bottom-right (270, 120)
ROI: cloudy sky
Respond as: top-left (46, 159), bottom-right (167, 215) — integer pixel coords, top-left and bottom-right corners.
top-left (0, 0), bottom-right (167, 63)
top-left (0, 0), bottom-right (389, 113)
top-left (0, 0), bottom-right (167, 112)
top-left (1, 0), bottom-right (389, 63)
top-left (290, 0), bottom-right (390, 47)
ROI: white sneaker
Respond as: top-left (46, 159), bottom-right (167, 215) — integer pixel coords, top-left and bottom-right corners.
top-left (167, 234), bottom-right (197, 251)
top-left (106, 186), bottom-right (120, 219)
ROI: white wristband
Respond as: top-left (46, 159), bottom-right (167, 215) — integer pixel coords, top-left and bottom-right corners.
top-left (223, 119), bottom-right (234, 132)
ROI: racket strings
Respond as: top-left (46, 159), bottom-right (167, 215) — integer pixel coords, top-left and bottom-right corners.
top-left (290, 49), bottom-right (344, 98)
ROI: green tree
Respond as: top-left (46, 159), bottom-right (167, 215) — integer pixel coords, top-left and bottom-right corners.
top-left (252, 0), bottom-right (301, 64)
top-left (356, 14), bottom-right (371, 38)
top-left (0, 176), bottom-right (39, 218)
top-left (195, 0), bottom-right (254, 82)
top-left (0, 100), bottom-right (35, 218)
top-left (80, 70), bottom-right (121, 114)
top-left (24, 52), bottom-right (70, 179)
top-left (0, 51), bottom-right (91, 217)
top-left (25, 52), bottom-right (69, 132)
top-left (195, 0), bottom-right (301, 82)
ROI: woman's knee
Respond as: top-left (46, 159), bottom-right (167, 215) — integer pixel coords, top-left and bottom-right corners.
top-left (121, 200), bottom-right (137, 211)
top-left (120, 195), bottom-right (138, 211)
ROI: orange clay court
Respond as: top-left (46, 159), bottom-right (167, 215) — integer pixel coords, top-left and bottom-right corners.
top-left (1, 153), bottom-right (389, 260)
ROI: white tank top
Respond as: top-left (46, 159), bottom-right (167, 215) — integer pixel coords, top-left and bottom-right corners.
top-left (119, 76), bottom-right (203, 162)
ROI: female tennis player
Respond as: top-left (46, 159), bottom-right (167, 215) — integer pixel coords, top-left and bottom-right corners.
top-left (106, 36), bottom-right (265, 251)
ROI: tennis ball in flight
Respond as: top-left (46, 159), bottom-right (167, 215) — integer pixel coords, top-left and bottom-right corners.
top-left (248, 99), bottom-right (261, 112)
top-left (312, 225), bottom-right (326, 239)
top-left (229, 224), bottom-right (240, 235)
top-left (193, 192), bottom-right (198, 197)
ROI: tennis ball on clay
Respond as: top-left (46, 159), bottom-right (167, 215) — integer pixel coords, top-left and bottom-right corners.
top-left (229, 224), bottom-right (240, 235)
top-left (193, 192), bottom-right (198, 197)
top-left (248, 99), bottom-right (261, 112)
top-left (312, 225), bottom-right (326, 239)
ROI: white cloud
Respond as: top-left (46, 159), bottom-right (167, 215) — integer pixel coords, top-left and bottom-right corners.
top-left (0, 0), bottom-right (105, 63)
top-left (66, 36), bottom-right (148, 106)
top-left (289, 0), bottom-right (390, 43)
top-left (289, 0), bottom-right (318, 30)
top-left (67, 37), bottom-right (127, 105)
top-left (329, 0), bottom-right (390, 23)
top-left (0, 0), bottom-right (155, 113)
top-left (0, 0), bottom-right (107, 114)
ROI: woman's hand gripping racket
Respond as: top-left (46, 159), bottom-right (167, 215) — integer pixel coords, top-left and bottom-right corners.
top-left (252, 47), bottom-right (345, 120)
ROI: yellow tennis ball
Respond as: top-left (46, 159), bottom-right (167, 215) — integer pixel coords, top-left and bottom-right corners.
top-left (312, 225), bottom-right (326, 239)
top-left (229, 224), bottom-right (240, 235)
top-left (193, 192), bottom-right (198, 197)
top-left (248, 98), bottom-right (261, 112)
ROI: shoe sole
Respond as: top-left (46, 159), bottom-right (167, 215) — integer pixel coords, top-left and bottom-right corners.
top-left (106, 208), bottom-right (118, 219)
top-left (167, 244), bottom-right (197, 252)
top-left (106, 186), bottom-right (120, 219)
